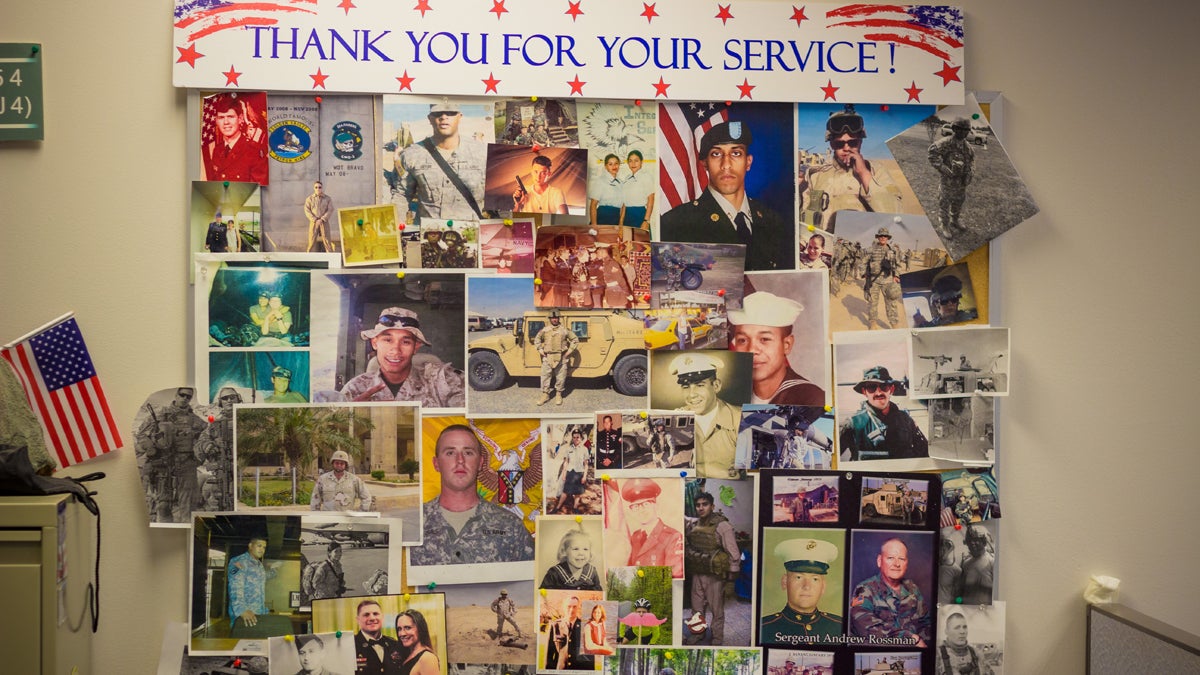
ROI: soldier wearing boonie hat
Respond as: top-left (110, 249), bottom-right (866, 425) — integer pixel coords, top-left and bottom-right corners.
top-left (338, 307), bottom-right (465, 407)
top-left (839, 365), bottom-right (928, 462)
top-left (801, 103), bottom-right (900, 230)
top-left (265, 364), bottom-right (307, 403)
top-left (659, 120), bottom-right (790, 271)
top-left (669, 353), bottom-right (741, 478)
top-left (760, 537), bottom-right (844, 642)
top-left (728, 291), bottom-right (825, 406)
top-left (618, 478), bottom-right (684, 578)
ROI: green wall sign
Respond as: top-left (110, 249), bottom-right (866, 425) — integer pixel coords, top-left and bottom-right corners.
top-left (0, 43), bottom-right (44, 142)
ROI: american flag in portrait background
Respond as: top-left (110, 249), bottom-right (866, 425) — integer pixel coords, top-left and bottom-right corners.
top-left (657, 102), bottom-right (730, 211)
top-left (1, 315), bottom-right (123, 469)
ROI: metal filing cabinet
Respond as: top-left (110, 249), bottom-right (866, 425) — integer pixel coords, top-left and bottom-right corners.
top-left (0, 494), bottom-right (93, 674)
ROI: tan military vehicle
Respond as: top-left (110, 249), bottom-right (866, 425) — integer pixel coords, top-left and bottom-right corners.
top-left (861, 482), bottom-right (924, 520)
top-left (468, 310), bottom-right (647, 396)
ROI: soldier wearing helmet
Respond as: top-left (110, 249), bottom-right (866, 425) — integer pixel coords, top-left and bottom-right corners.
top-left (928, 116), bottom-right (976, 234)
top-left (863, 225), bottom-right (904, 330)
top-left (801, 104), bottom-right (901, 231)
top-left (916, 270), bottom-right (978, 327)
top-left (310, 449), bottom-right (373, 511)
top-left (533, 309), bottom-right (579, 406)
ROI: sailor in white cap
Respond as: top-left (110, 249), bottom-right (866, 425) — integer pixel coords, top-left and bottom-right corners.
top-left (760, 537), bottom-right (843, 642)
top-left (339, 307), bottom-right (465, 407)
top-left (669, 352), bottom-right (740, 478)
top-left (728, 291), bottom-right (825, 406)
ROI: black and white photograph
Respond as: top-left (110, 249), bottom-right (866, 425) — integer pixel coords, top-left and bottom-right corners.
top-left (485, 145), bottom-right (589, 215)
top-left (533, 224), bottom-right (651, 309)
top-left (467, 273), bottom-right (648, 414)
top-left (309, 271), bottom-right (466, 408)
top-left (939, 519), bottom-right (998, 606)
top-left (602, 477), bottom-right (684, 579)
top-left (935, 602), bottom-right (1006, 675)
top-left (267, 632), bottom-right (356, 675)
top-left (299, 516), bottom-right (401, 608)
top-left (737, 405), bottom-right (834, 471)
top-left (439, 580), bottom-right (536, 670)
top-left (834, 330), bottom-right (931, 470)
top-left (191, 180), bottom-right (261, 256)
top-left (846, 530), bottom-right (935, 647)
top-left (311, 592), bottom-right (449, 674)
top-left (901, 261), bottom-right (981, 329)
top-left (189, 513), bottom-right (303, 655)
top-left (825, 211), bottom-right (947, 334)
top-left (615, 411), bottom-right (695, 474)
top-left (928, 396), bottom-right (995, 464)
top-left (536, 515), bottom-right (605, 592)
top-left (770, 475), bottom-right (839, 524)
top-left (910, 326), bottom-right (1010, 397)
top-left (543, 420), bottom-right (602, 516)
top-left (737, 271), bottom-right (830, 406)
top-left (887, 93), bottom-right (1038, 261)
top-left (682, 476), bottom-right (756, 647)
top-left (767, 649), bottom-right (834, 675)
top-left (650, 242), bottom-right (745, 310)
top-left (649, 350), bottom-right (753, 479)
top-left (134, 386), bottom-right (234, 526)
top-left (859, 477), bottom-right (929, 527)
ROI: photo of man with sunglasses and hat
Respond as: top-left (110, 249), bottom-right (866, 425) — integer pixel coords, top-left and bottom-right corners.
top-left (801, 104), bottom-right (901, 231)
top-left (839, 365), bottom-right (928, 462)
top-left (339, 307), bottom-right (465, 407)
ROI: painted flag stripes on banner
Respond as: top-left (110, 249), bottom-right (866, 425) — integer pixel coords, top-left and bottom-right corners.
top-left (657, 102), bottom-right (730, 211)
top-left (1, 316), bottom-right (123, 468)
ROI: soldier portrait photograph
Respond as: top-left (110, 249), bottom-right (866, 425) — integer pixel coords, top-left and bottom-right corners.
top-left (267, 632), bottom-right (357, 675)
top-left (758, 528), bottom-right (846, 647)
top-left (533, 224), bottom-right (651, 310)
top-left (683, 477), bottom-right (756, 647)
top-left (901, 262), bottom-right (982, 329)
top-left (769, 475), bottom-right (839, 525)
top-left (299, 517), bottom-right (400, 608)
top-left (825, 210), bottom-right (947, 334)
top-left (206, 350), bottom-right (310, 412)
top-left (483, 144), bottom-right (589, 216)
top-left (309, 592), bottom-right (449, 675)
top-left (602, 477), bottom-right (685, 579)
top-left (934, 603), bottom-right (1005, 675)
top-left (429, 580), bottom-right (536, 669)
top-left (649, 350), bottom-right (753, 479)
top-left (796, 102), bottom-right (931, 232)
top-left (847, 530), bottom-right (935, 648)
top-left (133, 386), bottom-right (209, 525)
top-left (416, 219), bottom-right (479, 270)
top-left (658, 102), bottom-right (796, 272)
top-left (616, 412), bottom-right (695, 473)
top-left (201, 91), bottom-right (269, 185)
top-left (886, 94), bottom-right (1039, 261)
top-left (379, 98), bottom-right (493, 222)
top-left (833, 330), bottom-right (931, 470)
top-left (734, 271), bottom-right (830, 406)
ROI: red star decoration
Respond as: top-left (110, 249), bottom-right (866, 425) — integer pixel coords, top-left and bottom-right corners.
top-left (414, 0), bottom-right (432, 17)
top-left (337, 0), bottom-right (356, 14)
top-left (652, 76), bottom-right (671, 98)
top-left (820, 79), bottom-right (839, 101)
top-left (222, 65), bottom-right (242, 86)
top-left (790, 5), bottom-right (808, 26)
top-left (310, 68), bottom-right (330, 89)
top-left (935, 61), bottom-right (962, 86)
top-left (175, 43), bottom-right (204, 68)
top-left (567, 75), bottom-right (586, 96)
top-left (490, 0), bottom-right (508, 19)
top-left (641, 2), bottom-right (659, 22)
top-left (715, 4), bottom-right (733, 24)
top-left (565, 1), bottom-right (583, 21)
top-left (904, 81), bottom-right (923, 102)
top-left (482, 72), bottom-right (501, 93)
top-left (736, 78), bottom-right (755, 99)
top-left (396, 70), bottom-right (416, 92)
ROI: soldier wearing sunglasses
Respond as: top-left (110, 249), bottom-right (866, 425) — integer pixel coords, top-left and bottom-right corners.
top-left (339, 307), bottom-right (465, 407)
top-left (801, 105), bottom-right (900, 231)
top-left (839, 366), bottom-right (927, 461)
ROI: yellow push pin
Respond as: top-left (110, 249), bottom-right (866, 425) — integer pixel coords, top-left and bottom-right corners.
top-left (664, 651), bottom-right (674, 659)
top-left (601, 474), bottom-right (610, 481)
top-left (639, 411), bottom-right (648, 419)
top-left (575, 515), bottom-right (582, 523)
top-left (807, 224), bottom-right (815, 231)
top-left (503, 218), bottom-right (514, 226)
top-left (824, 404), bottom-right (832, 412)
top-left (534, 278), bottom-right (543, 285)
top-left (396, 271), bottom-right (406, 279)
top-left (404, 593), bottom-right (411, 601)
top-left (637, 569), bottom-right (645, 577)
top-left (531, 95), bottom-right (539, 102)
top-left (540, 588), bottom-right (547, 596)
top-left (285, 635), bottom-right (294, 642)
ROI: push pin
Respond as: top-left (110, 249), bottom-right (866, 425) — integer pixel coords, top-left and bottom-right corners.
top-left (845, 472), bottom-right (853, 480)
top-left (540, 588), bottom-right (547, 596)
top-left (880, 104), bottom-right (890, 112)
top-left (335, 631), bottom-right (342, 638)
top-left (315, 96), bottom-right (323, 103)
top-left (639, 411), bottom-right (648, 419)
top-left (404, 593), bottom-right (411, 601)
top-left (679, 471), bottom-right (687, 478)
top-left (806, 224), bottom-right (815, 231)
top-left (634, 99), bottom-right (642, 106)
top-left (534, 277), bottom-right (543, 285)
top-left (503, 218), bottom-right (513, 226)
top-left (31, 45), bottom-right (39, 55)
top-left (427, 582), bottom-right (437, 590)
top-left (233, 660), bottom-right (242, 668)
top-left (717, 289), bottom-right (726, 297)
top-left (396, 271), bottom-right (406, 279)
top-left (955, 596), bottom-right (963, 604)
top-left (223, 181), bottom-right (230, 188)
top-left (588, 228), bottom-right (597, 236)
top-left (357, 219), bottom-right (364, 226)
top-left (531, 96), bottom-right (539, 102)
top-left (664, 652), bottom-right (673, 659)
top-left (637, 570), bottom-right (645, 577)
top-left (284, 635), bottom-right (294, 642)
top-left (397, 223), bottom-right (405, 230)
top-left (575, 515), bottom-right (582, 523)
top-left (893, 215), bottom-right (903, 223)
top-left (532, 144), bottom-right (542, 153)
top-left (207, 415), bottom-right (215, 423)
top-left (824, 405), bottom-right (832, 413)
top-left (972, 113), bottom-right (980, 119)
top-left (642, 293), bottom-right (651, 302)
top-left (724, 100), bottom-right (732, 106)
top-left (447, 220), bottom-right (454, 226)
top-left (601, 474), bottom-right (611, 482)
top-left (954, 523), bottom-right (962, 530)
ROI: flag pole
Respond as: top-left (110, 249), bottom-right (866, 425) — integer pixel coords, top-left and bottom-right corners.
top-left (2, 311), bottom-right (75, 349)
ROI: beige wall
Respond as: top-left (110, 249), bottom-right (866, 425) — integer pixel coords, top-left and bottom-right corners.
top-left (2, 1), bottom-right (1198, 673)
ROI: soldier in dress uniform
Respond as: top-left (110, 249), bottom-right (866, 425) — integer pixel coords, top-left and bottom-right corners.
top-left (669, 353), bottom-right (740, 478)
top-left (596, 415), bottom-right (623, 469)
top-left (659, 121), bottom-right (790, 271)
top-left (801, 104), bottom-right (901, 231)
top-left (863, 226), bottom-right (904, 330)
top-left (339, 307), bottom-right (465, 407)
top-left (760, 537), bottom-right (843, 643)
top-left (620, 478), bottom-right (684, 577)
top-left (928, 117), bottom-right (975, 234)
top-left (849, 538), bottom-right (931, 646)
top-left (596, 244), bottom-right (634, 308)
top-left (533, 309), bottom-right (579, 406)
top-left (728, 291), bottom-right (825, 406)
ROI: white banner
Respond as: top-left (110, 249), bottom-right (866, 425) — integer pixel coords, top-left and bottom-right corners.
top-left (173, 1), bottom-right (965, 104)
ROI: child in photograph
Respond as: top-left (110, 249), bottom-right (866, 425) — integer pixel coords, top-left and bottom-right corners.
top-left (540, 528), bottom-right (602, 591)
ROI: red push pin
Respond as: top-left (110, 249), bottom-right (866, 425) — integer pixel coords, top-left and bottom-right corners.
top-left (717, 289), bottom-right (726, 297)
top-left (725, 100), bottom-right (732, 106)
top-left (397, 223), bottom-right (406, 230)
top-left (954, 523), bottom-right (962, 530)
top-left (207, 415), bottom-right (215, 423)
top-left (642, 293), bottom-right (651, 302)
top-left (880, 104), bottom-right (890, 112)
top-left (315, 96), bottom-right (322, 103)
top-left (233, 660), bottom-right (242, 667)
top-left (634, 99), bottom-right (642, 106)
top-left (531, 144), bottom-right (542, 153)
